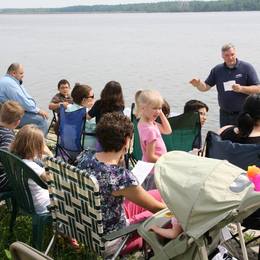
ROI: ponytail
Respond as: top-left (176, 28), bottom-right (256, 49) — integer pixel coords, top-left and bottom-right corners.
top-left (237, 112), bottom-right (254, 138)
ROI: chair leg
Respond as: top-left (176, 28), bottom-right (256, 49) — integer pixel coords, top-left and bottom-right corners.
top-left (110, 234), bottom-right (130, 260)
top-left (236, 222), bottom-right (249, 260)
top-left (9, 198), bottom-right (18, 234)
top-left (45, 234), bottom-right (56, 255)
top-left (32, 220), bottom-right (44, 250)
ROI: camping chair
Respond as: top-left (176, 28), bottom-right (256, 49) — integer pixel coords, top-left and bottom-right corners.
top-left (0, 149), bottom-right (52, 251)
top-left (204, 131), bottom-right (260, 258)
top-left (55, 105), bottom-right (86, 164)
top-left (127, 103), bottom-right (143, 166)
top-left (162, 112), bottom-right (201, 152)
top-left (45, 156), bottom-right (142, 259)
top-left (10, 241), bottom-right (53, 260)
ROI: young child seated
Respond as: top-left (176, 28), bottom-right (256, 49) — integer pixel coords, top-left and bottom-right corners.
top-left (184, 99), bottom-right (209, 127)
top-left (49, 79), bottom-right (73, 112)
top-left (184, 99), bottom-right (209, 150)
top-left (0, 101), bottom-right (24, 192)
top-left (149, 217), bottom-right (182, 239)
top-left (10, 124), bottom-right (53, 214)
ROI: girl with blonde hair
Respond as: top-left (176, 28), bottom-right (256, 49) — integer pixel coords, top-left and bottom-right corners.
top-left (138, 90), bottom-right (172, 189)
top-left (10, 124), bottom-right (52, 214)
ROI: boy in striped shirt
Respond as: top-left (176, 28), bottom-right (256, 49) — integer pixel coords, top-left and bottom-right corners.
top-left (0, 101), bottom-right (24, 191)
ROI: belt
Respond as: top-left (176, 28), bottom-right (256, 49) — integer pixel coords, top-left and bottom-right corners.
top-left (220, 109), bottom-right (240, 115)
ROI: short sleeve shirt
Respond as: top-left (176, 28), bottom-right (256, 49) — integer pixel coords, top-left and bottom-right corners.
top-left (88, 100), bottom-right (125, 124)
top-left (137, 121), bottom-right (167, 162)
top-left (50, 93), bottom-right (73, 112)
top-left (76, 150), bottom-right (138, 234)
top-left (23, 159), bottom-right (50, 214)
top-left (205, 60), bottom-right (260, 112)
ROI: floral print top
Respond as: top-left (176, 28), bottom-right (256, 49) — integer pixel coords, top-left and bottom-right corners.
top-left (76, 150), bottom-right (138, 234)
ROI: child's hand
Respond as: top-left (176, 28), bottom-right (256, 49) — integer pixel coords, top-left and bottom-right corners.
top-left (62, 102), bottom-right (69, 109)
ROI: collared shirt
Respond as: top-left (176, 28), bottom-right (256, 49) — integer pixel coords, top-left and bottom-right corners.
top-left (205, 59), bottom-right (260, 112)
top-left (0, 74), bottom-right (39, 113)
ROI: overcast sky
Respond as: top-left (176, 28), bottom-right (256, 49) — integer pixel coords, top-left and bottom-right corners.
top-left (0, 0), bottom-right (180, 8)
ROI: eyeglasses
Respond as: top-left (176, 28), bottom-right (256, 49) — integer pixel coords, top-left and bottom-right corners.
top-left (87, 95), bottom-right (94, 99)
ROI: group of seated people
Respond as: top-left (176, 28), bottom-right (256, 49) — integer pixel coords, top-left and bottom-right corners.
top-left (1, 77), bottom-right (260, 255)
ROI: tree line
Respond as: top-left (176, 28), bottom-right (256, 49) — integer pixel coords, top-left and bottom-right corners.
top-left (1, 0), bottom-right (260, 14)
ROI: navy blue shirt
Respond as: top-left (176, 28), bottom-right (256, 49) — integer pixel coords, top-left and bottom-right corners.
top-left (205, 59), bottom-right (260, 112)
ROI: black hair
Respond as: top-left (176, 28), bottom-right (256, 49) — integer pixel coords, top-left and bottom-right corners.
top-left (237, 94), bottom-right (260, 138)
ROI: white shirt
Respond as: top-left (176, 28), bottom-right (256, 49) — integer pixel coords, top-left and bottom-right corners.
top-left (23, 159), bottom-right (50, 214)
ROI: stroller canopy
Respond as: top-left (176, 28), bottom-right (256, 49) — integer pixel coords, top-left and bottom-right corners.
top-left (154, 151), bottom-right (254, 239)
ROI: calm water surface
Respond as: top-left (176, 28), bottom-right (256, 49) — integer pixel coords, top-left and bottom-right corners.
top-left (1, 12), bottom-right (260, 135)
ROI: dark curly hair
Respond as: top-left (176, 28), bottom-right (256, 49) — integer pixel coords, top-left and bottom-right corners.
top-left (96, 112), bottom-right (133, 152)
top-left (100, 81), bottom-right (124, 114)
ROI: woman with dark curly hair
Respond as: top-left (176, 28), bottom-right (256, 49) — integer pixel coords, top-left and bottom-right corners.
top-left (76, 112), bottom-right (166, 255)
top-left (87, 80), bottom-right (124, 124)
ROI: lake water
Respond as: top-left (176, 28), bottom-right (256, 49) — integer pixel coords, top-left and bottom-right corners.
top-left (1, 12), bottom-right (260, 135)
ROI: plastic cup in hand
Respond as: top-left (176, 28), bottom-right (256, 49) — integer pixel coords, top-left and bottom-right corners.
top-left (252, 174), bottom-right (260, 191)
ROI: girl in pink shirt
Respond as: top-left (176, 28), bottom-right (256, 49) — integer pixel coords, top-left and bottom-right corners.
top-left (137, 90), bottom-right (172, 189)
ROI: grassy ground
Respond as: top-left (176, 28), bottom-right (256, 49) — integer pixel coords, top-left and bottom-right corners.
top-left (0, 203), bottom-right (100, 260)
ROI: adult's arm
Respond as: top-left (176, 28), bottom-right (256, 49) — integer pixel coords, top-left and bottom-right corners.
top-left (5, 83), bottom-right (39, 113)
top-left (112, 185), bottom-right (165, 213)
top-left (232, 84), bottom-right (260, 95)
top-left (190, 78), bottom-right (211, 92)
top-left (232, 63), bottom-right (260, 94)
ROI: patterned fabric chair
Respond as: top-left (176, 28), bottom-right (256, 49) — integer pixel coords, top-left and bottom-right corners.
top-left (45, 156), bottom-right (140, 259)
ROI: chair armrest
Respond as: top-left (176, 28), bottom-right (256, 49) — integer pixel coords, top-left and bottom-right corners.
top-left (103, 223), bottom-right (141, 241)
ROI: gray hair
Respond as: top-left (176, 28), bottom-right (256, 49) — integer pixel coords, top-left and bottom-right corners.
top-left (221, 43), bottom-right (235, 53)
top-left (7, 63), bottom-right (21, 74)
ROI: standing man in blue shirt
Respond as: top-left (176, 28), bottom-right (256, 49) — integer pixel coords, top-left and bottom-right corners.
top-left (0, 63), bottom-right (48, 135)
top-left (190, 43), bottom-right (260, 127)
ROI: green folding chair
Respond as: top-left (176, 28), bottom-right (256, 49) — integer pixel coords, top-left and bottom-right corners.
top-left (0, 149), bottom-right (52, 251)
top-left (162, 112), bottom-right (201, 152)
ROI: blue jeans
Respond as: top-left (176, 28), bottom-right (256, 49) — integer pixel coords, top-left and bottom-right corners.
top-left (219, 109), bottom-right (239, 128)
top-left (19, 112), bottom-right (48, 136)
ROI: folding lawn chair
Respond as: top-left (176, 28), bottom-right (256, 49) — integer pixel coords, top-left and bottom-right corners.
top-left (0, 149), bottom-right (52, 251)
top-left (162, 112), bottom-right (201, 152)
top-left (55, 104), bottom-right (86, 164)
top-left (10, 241), bottom-right (53, 260)
top-left (45, 156), bottom-right (141, 259)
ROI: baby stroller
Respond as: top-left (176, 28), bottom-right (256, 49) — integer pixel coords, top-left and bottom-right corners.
top-left (138, 151), bottom-right (260, 260)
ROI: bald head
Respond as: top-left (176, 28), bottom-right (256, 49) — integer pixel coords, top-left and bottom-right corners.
top-left (7, 63), bottom-right (24, 81)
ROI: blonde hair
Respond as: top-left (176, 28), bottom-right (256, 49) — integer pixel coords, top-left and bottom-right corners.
top-left (138, 89), bottom-right (164, 109)
top-left (133, 89), bottom-right (143, 118)
top-left (0, 101), bottom-right (24, 125)
top-left (11, 124), bottom-right (45, 160)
